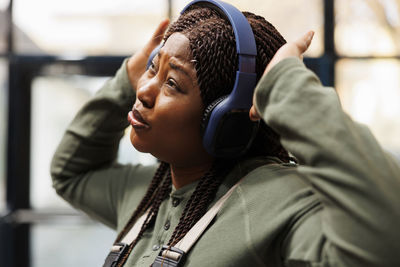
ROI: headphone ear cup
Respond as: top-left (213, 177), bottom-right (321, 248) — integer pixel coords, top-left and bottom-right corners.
top-left (201, 95), bottom-right (228, 135)
top-left (202, 94), bottom-right (260, 158)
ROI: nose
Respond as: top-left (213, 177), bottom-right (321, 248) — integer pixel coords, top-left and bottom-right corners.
top-left (136, 78), bottom-right (159, 109)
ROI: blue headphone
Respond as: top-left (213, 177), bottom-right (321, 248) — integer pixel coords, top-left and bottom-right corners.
top-left (147, 0), bottom-right (259, 158)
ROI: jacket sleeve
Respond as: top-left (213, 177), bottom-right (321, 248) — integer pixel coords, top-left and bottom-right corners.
top-left (253, 57), bottom-right (400, 267)
top-left (50, 59), bottom-right (154, 229)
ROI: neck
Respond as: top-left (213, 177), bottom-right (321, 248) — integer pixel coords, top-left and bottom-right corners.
top-left (170, 160), bottom-right (214, 189)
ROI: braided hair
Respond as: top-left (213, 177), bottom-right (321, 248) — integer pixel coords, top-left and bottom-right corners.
top-left (165, 7), bottom-right (291, 162)
top-left (115, 5), bottom-right (289, 266)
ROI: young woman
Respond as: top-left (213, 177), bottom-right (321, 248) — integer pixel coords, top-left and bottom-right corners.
top-left (51, 2), bottom-right (400, 267)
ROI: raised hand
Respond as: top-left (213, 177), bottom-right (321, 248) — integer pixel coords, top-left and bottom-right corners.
top-left (249, 31), bottom-right (314, 121)
top-left (126, 19), bottom-right (170, 91)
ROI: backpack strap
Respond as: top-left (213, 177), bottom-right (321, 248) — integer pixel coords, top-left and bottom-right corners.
top-left (152, 177), bottom-right (244, 267)
top-left (104, 178), bottom-right (244, 267)
top-left (103, 210), bottom-right (149, 267)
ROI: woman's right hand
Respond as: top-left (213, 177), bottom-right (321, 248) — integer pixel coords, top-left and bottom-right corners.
top-left (249, 31), bottom-right (314, 121)
top-left (126, 19), bottom-right (170, 91)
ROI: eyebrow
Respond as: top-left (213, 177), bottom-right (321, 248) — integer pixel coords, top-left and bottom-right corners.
top-left (169, 62), bottom-right (191, 79)
top-left (157, 50), bottom-right (193, 80)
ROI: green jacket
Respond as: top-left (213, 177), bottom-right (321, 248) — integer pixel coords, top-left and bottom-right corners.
top-left (51, 57), bottom-right (400, 267)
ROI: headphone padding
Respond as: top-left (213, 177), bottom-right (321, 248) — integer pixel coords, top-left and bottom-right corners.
top-left (201, 95), bottom-right (228, 134)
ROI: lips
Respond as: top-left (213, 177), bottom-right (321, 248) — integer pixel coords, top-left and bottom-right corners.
top-left (128, 108), bottom-right (150, 130)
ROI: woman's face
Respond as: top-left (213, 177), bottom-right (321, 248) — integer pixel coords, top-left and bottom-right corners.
top-left (129, 33), bottom-right (212, 166)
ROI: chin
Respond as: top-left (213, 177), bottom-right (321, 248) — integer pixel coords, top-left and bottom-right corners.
top-left (129, 128), bottom-right (150, 153)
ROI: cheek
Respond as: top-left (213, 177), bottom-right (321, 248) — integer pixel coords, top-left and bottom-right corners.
top-left (129, 100), bottom-right (204, 156)
top-left (156, 98), bottom-right (204, 149)
top-left (159, 103), bottom-right (203, 140)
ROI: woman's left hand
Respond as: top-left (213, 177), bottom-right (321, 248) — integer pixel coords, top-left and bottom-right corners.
top-left (249, 31), bottom-right (314, 121)
top-left (126, 19), bottom-right (170, 91)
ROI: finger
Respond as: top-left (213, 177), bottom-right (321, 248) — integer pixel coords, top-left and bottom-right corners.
top-left (294, 31), bottom-right (314, 54)
top-left (249, 105), bottom-right (261, 121)
top-left (149, 19), bottom-right (170, 47)
top-left (304, 30), bottom-right (314, 49)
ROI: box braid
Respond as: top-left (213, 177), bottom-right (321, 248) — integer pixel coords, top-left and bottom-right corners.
top-left (114, 5), bottom-right (294, 266)
top-left (165, 5), bottom-right (292, 163)
top-left (114, 161), bottom-right (171, 267)
top-left (114, 160), bottom-right (229, 267)
top-left (166, 161), bottom-right (230, 246)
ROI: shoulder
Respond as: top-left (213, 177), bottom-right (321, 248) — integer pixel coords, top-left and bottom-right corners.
top-left (237, 157), bottom-right (318, 209)
top-left (117, 163), bottom-right (158, 198)
top-left (217, 157), bottom-right (322, 263)
top-left (115, 163), bottom-right (159, 228)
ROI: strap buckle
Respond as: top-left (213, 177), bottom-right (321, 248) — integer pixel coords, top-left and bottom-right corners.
top-left (152, 245), bottom-right (186, 267)
top-left (103, 242), bottom-right (129, 267)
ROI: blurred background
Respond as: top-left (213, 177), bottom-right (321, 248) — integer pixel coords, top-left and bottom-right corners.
top-left (0, 0), bottom-right (399, 266)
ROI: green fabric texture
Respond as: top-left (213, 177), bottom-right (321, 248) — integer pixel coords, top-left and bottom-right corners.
top-left (51, 57), bottom-right (400, 267)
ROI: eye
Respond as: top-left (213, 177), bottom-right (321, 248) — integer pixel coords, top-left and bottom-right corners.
top-left (148, 61), bottom-right (157, 74)
top-left (166, 78), bottom-right (182, 92)
top-left (148, 56), bottom-right (160, 75)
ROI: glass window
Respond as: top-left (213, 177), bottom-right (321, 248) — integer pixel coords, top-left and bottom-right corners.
top-left (31, 222), bottom-right (115, 267)
top-left (335, 0), bottom-right (400, 56)
top-left (0, 58), bottom-right (7, 210)
top-left (13, 0), bottom-right (167, 55)
top-left (172, 0), bottom-right (324, 57)
top-left (30, 72), bottom-right (155, 209)
top-left (336, 59), bottom-right (400, 154)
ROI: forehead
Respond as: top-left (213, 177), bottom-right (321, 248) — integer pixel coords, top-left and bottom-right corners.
top-left (161, 33), bottom-right (192, 62)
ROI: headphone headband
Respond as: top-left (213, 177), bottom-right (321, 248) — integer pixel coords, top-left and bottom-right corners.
top-left (181, 0), bottom-right (257, 73)
top-left (146, 0), bottom-right (259, 157)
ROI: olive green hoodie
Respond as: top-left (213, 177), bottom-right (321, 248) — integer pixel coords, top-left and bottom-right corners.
top-left (51, 57), bottom-right (400, 267)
